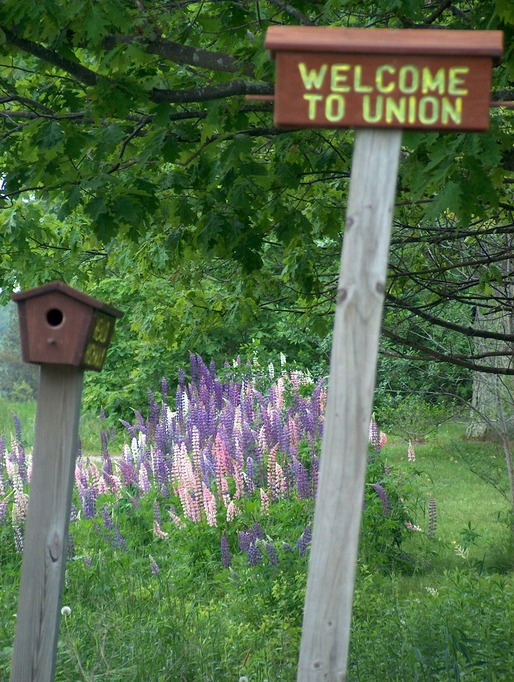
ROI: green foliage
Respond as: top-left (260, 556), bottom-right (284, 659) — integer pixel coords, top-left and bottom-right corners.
top-left (0, 0), bottom-right (512, 409)
top-left (360, 445), bottom-right (428, 572)
top-left (1, 398), bottom-right (514, 679)
top-left (0, 304), bottom-right (39, 401)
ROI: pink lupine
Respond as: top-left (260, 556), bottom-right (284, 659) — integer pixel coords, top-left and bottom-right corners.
top-left (260, 488), bottom-right (270, 514)
top-left (153, 519), bottom-right (169, 539)
top-left (202, 483), bottom-right (218, 527)
top-left (226, 500), bottom-right (240, 522)
top-left (408, 440), bottom-right (416, 462)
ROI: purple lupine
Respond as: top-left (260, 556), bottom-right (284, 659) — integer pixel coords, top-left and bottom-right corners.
top-left (292, 457), bottom-right (311, 499)
top-left (0, 500), bottom-right (8, 524)
top-left (369, 417), bottom-right (380, 448)
top-left (112, 525), bottom-right (127, 550)
top-left (147, 389), bottom-right (160, 431)
top-left (221, 533), bottom-right (231, 568)
top-left (120, 419), bottom-right (138, 441)
top-left (151, 447), bottom-right (167, 493)
top-left (296, 526), bottom-right (312, 556)
top-left (150, 555), bottom-right (160, 575)
top-left (266, 542), bottom-right (279, 566)
top-left (67, 532), bottom-right (75, 559)
top-left (13, 414), bottom-right (22, 443)
top-left (70, 503), bottom-right (79, 523)
top-left (102, 505), bottom-right (114, 529)
top-left (13, 441), bottom-right (29, 486)
top-left (371, 483), bottom-right (390, 516)
top-left (238, 530), bottom-right (254, 552)
top-left (247, 541), bottom-right (263, 566)
top-left (253, 521), bottom-right (265, 540)
top-left (82, 487), bottom-right (97, 519)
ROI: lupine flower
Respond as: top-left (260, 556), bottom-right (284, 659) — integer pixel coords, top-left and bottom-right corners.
top-left (369, 416), bottom-right (380, 447)
top-left (247, 541), bottom-right (262, 566)
top-left (408, 440), bottom-right (416, 462)
top-left (112, 526), bottom-right (127, 550)
top-left (149, 555), bottom-right (160, 575)
top-left (226, 500), bottom-right (239, 522)
top-left (153, 519), bottom-right (169, 539)
top-left (371, 483), bottom-right (390, 517)
top-left (266, 542), bottom-right (279, 565)
top-left (296, 526), bottom-right (312, 556)
top-left (220, 533), bottom-right (231, 568)
top-left (405, 521), bottom-right (423, 532)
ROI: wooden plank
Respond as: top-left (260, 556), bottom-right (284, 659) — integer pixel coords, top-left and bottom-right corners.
top-left (297, 128), bottom-right (402, 682)
top-left (265, 26), bottom-right (503, 57)
top-left (272, 52), bottom-right (493, 131)
top-left (10, 365), bottom-right (84, 682)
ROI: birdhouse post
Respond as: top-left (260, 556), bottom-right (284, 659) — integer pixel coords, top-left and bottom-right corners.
top-left (10, 282), bottom-right (123, 682)
top-left (264, 26), bottom-right (503, 682)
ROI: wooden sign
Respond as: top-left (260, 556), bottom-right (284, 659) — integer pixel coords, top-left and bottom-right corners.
top-left (262, 25), bottom-right (503, 682)
top-left (265, 27), bottom-right (503, 131)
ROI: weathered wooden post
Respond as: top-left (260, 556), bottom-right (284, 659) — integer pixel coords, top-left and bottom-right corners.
top-left (10, 281), bottom-right (123, 682)
top-left (264, 26), bottom-right (503, 681)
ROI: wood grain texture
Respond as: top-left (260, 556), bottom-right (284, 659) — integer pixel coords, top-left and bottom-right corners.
top-left (10, 365), bottom-right (84, 682)
top-left (297, 129), bottom-right (402, 682)
top-left (266, 26), bottom-right (503, 57)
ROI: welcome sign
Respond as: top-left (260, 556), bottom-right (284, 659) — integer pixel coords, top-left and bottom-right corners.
top-left (265, 27), bottom-right (503, 131)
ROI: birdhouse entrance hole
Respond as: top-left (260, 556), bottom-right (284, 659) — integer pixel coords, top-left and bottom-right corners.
top-left (46, 308), bottom-right (64, 327)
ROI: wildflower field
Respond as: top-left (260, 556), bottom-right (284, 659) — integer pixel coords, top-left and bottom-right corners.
top-left (0, 354), bottom-right (513, 681)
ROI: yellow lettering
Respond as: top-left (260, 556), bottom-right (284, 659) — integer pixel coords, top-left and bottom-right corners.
top-left (421, 67), bottom-right (446, 95)
top-left (325, 94), bottom-right (346, 122)
top-left (303, 93), bottom-right (323, 120)
top-left (362, 95), bottom-right (383, 123)
top-left (418, 96), bottom-right (439, 124)
top-left (441, 97), bottom-right (462, 124)
top-left (331, 64), bottom-right (351, 92)
top-left (398, 65), bottom-right (419, 94)
top-left (448, 67), bottom-right (469, 96)
top-left (299, 63), bottom-right (327, 90)
top-left (353, 65), bottom-right (373, 93)
top-left (376, 65), bottom-right (395, 93)
top-left (408, 96), bottom-right (417, 124)
top-left (385, 97), bottom-right (407, 124)
top-left (91, 313), bottom-right (112, 344)
top-left (83, 343), bottom-right (107, 369)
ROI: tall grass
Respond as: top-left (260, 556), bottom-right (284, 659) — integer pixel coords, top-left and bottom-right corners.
top-left (0, 356), bottom-right (513, 681)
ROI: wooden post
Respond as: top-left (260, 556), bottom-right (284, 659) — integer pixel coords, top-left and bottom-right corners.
top-left (262, 24), bottom-right (502, 682)
top-left (10, 365), bottom-right (83, 682)
top-left (297, 128), bottom-right (402, 682)
top-left (9, 281), bottom-right (123, 682)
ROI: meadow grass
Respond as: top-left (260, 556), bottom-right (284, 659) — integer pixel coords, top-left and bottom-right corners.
top-left (385, 421), bottom-right (513, 572)
top-left (0, 374), bottom-right (513, 681)
top-left (0, 396), bottom-right (122, 454)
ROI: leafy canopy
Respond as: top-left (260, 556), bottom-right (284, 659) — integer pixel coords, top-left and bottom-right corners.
top-left (0, 1), bottom-right (513, 408)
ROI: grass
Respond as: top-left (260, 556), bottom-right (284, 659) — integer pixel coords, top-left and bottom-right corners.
top-left (384, 421), bottom-right (513, 572)
top-left (0, 397), bottom-right (122, 454)
top-left (0, 394), bottom-right (513, 681)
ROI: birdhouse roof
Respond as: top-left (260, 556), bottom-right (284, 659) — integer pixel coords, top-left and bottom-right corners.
top-left (11, 281), bottom-right (124, 319)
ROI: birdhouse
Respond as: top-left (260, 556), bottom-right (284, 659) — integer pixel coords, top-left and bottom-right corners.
top-left (265, 27), bottom-right (503, 131)
top-left (11, 281), bottom-right (124, 371)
